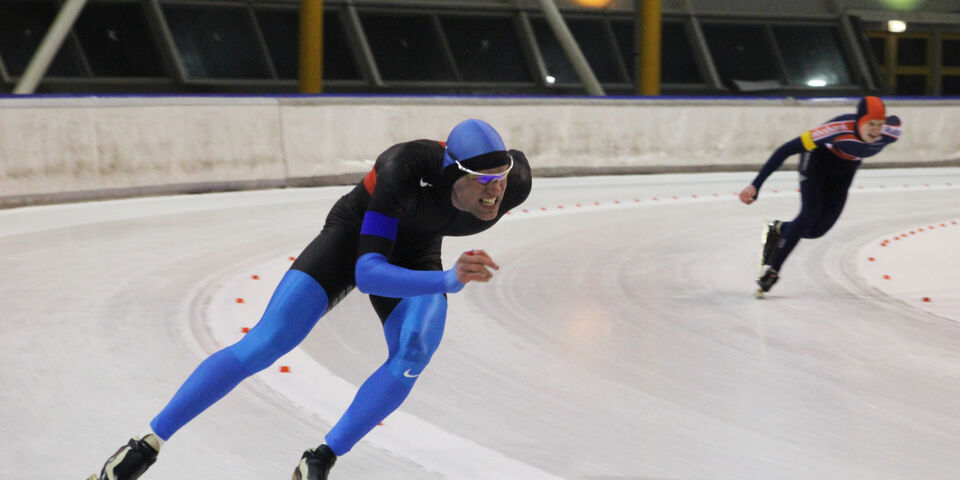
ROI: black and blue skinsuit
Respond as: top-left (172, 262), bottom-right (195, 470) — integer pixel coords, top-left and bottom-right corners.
top-left (750, 98), bottom-right (901, 272)
top-left (148, 119), bottom-right (531, 456)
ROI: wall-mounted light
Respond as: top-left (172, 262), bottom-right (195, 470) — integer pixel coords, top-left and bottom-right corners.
top-left (572, 0), bottom-right (614, 7)
top-left (888, 20), bottom-right (907, 33)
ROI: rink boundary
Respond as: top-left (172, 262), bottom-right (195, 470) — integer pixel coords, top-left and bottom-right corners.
top-left (6, 159), bottom-right (960, 210)
top-left (4, 95), bottom-right (960, 209)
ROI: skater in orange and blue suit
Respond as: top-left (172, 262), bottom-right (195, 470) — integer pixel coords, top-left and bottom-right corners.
top-left (738, 97), bottom-right (901, 294)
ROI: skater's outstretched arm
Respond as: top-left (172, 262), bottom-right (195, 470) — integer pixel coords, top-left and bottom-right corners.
top-left (740, 137), bottom-right (805, 204)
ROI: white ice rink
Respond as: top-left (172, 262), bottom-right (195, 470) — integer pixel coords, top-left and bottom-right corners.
top-left (2, 168), bottom-right (960, 479)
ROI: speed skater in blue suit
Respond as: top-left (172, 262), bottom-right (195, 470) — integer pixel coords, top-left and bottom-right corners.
top-left (88, 119), bottom-right (532, 480)
top-left (739, 96), bottom-right (902, 295)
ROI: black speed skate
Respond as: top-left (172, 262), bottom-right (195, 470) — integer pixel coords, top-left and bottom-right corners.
top-left (755, 220), bottom-right (782, 298)
top-left (760, 220), bottom-right (782, 266)
top-left (756, 265), bottom-right (779, 297)
top-left (293, 444), bottom-right (337, 480)
top-left (88, 434), bottom-right (160, 480)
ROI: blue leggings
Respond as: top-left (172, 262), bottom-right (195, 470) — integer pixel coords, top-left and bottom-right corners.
top-left (150, 269), bottom-right (446, 456)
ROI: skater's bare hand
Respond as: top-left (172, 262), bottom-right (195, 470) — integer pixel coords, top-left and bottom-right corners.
top-left (456, 249), bottom-right (499, 284)
top-left (739, 185), bottom-right (757, 205)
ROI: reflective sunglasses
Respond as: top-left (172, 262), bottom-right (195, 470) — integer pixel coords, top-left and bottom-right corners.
top-left (448, 151), bottom-right (514, 184)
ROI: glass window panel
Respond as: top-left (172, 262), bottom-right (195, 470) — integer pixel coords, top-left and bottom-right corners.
top-left (611, 20), bottom-right (635, 79)
top-left (163, 4), bottom-right (269, 79)
top-left (75, 2), bottom-right (165, 77)
top-left (255, 9), bottom-right (360, 81)
top-left (0, 0), bottom-right (83, 76)
top-left (612, 20), bottom-right (701, 84)
top-left (942, 39), bottom-right (960, 67)
top-left (773, 25), bottom-right (852, 87)
top-left (440, 15), bottom-right (531, 83)
top-left (660, 21), bottom-right (701, 84)
top-left (360, 13), bottom-right (455, 82)
top-left (897, 37), bottom-right (927, 66)
top-left (701, 24), bottom-right (780, 84)
top-left (896, 74), bottom-right (926, 95)
top-left (566, 18), bottom-right (624, 83)
top-left (869, 36), bottom-right (886, 66)
top-left (530, 18), bottom-right (578, 83)
top-left (942, 75), bottom-right (960, 95)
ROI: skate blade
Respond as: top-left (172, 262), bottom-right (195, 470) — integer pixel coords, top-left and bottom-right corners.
top-left (757, 219), bottom-right (770, 277)
top-left (755, 289), bottom-right (766, 299)
top-left (755, 219), bottom-right (771, 291)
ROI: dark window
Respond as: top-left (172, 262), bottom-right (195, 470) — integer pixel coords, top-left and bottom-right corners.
top-left (896, 74), bottom-right (926, 95)
top-left (530, 18), bottom-right (578, 83)
top-left (773, 25), bottom-right (852, 86)
top-left (660, 22), bottom-right (700, 84)
top-left (163, 4), bottom-right (269, 79)
top-left (566, 18), bottom-right (625, 83)
top-left (942, 75), bottom-right (960, 95)
top-left (612, 20), bottom-right (701, 84)
top-left (75, 2), bottom-right (165, 77)
top-left (897, 37), bottom-right (927, 66)
top-left (440, 15), bottom-right (531, 83)
top-left (255, 8), bottom-right (360, 80)
top-left (0, 0), bottom-right (84, 76)
top-left (360, 12), bottom-right (455, 82)
top-left (943, 39), bottom-right (960, 67)
top-left (611, 21), bottom-right (635, 79)
top-left (869, 36), bottom-right (886, 66)
top-left (701, 24), bottom-right (780, 84)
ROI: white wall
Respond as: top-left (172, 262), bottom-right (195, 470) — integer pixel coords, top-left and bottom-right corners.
top-left (1, 96), bottom-right (957, 207)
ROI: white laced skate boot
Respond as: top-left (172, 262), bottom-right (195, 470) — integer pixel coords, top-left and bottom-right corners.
top-left (293, 444), bottom-right (337, 480)
top-left (88, 433), bottom-right (160, 480)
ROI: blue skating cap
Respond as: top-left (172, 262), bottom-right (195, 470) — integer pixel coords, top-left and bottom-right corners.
top-left (442, 119), bottom-right (510, 179)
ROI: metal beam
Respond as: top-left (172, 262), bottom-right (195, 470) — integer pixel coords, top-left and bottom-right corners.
top-left (536, 0), bottom-right (604, 96)
top-left (14, 0), bottom-right (89, 94)
top-left (343, 2), bottom-right (383, 87)
top-left (299, 0), bottom-right (323, 93)
top-left (836, 9), bottom-right (878, 92)
top-left (637, 0), bottom-right (661, 95)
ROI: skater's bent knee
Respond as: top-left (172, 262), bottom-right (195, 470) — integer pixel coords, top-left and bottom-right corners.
top-left (388, 333), bottom-right (436, 380)
top-left (229, 328), bottom-right (305, 373)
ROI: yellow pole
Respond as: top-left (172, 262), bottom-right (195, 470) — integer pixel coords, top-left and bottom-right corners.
top-left (637, 0), bottom-right (661, 96)
top-left (299, 0), bottom-right (323, 93)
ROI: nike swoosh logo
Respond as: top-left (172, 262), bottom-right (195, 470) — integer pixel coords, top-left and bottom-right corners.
top-left (419, 179), bottom-right (432, 187)
top-left (403, 369), bottom-right (420, 378)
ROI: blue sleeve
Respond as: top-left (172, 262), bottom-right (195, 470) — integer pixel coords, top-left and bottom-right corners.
top-left (751, 137), bottom-right (805, 192)
top-left (355, 253), bottom-right (465, 297)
